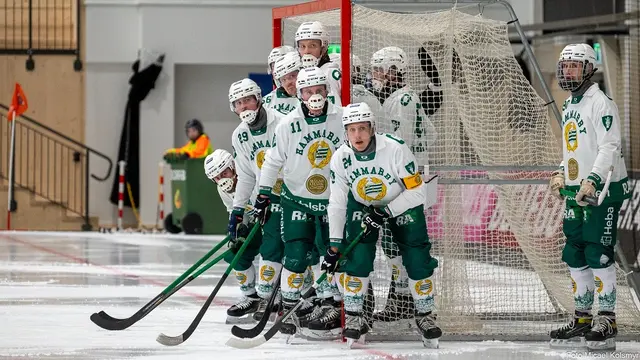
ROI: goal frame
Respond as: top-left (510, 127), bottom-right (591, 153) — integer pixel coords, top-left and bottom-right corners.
top-left (271, 0), bottom-right (562, 125)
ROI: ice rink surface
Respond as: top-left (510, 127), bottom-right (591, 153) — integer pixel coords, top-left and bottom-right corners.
top-left (1, 231), bottom-right (639, 360)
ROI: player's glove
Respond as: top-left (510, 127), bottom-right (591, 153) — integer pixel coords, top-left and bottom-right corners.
top-left (549, 169), bottom-right (565, 200)
top-left (227, 208), bottom-right (244, 238)
top-left (229, 223), bottom-right (250, 254)
top-left (253, 192), bottom-right (271, 225)
top-left (362, 206), bottom-right (389, 235)
top-left (320, 247), bottom-right (340, 274)
top-left (575, 179), bottom-right (596, 207)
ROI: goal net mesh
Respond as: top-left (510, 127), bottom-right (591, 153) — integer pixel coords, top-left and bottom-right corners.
top-left (279, 4), bottom-right (640, 339)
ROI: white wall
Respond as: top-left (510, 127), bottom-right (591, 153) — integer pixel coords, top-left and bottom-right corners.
top-left (174, 65), bottom-right (265, 153)
top-left (84, 0), bottom-right (540, 226)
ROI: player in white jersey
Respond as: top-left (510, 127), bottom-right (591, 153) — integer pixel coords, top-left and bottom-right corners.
top-left (326, 102), bottom-right (441, 348)
top-left (548, 43), bottom-right (630, 350)
top-left (368, 46), bottom-right (437, 322)
top-left (295, 21), bottom-right (342, 106)
top-left (253, 67), bottom-right (345, 338)
top-left (267, 45), bottom-right (295, 88)
top-left (263, 52), bottom-right (302, 117)
top-left (228, 78), bottom-right (286, 323)
top-left (204, 148), bottom-right (260, 323)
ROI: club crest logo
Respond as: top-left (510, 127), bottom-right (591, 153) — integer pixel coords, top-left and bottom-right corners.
top-left (356, 176), bottom-right (387, 201)
top-left (256, 150), bottom-right (266, 169)
top-left (260, 265), bottom-right (275, 282)
top-left (564, 122), bottom-right (578, 152)
top-left (414, 279), bottom-right (433, 296)
top-left (308, 140), bottom-right (332, 169)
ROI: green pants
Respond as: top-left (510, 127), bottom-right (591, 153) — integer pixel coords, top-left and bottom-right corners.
top-left (224, 223), bottom-right (262, 271)
top-left (341, 200), bottom-right (438, 279)
top-left (259, 195), bottom-right (284, 263)
top-left (280, 200), bottom-right (328, 274)
top-left (562, 202), bottom-right (622, 269)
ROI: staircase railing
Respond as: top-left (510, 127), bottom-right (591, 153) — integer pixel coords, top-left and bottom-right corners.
top-left (0, 0), bottom-right (82, 70)
top-left (0, 104), bottom-right (113, 230)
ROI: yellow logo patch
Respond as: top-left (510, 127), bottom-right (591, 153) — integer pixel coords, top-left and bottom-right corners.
top-left (308, 140), bottom-right (332, 169)
top-left (356, 176), bottom-right (387, 201)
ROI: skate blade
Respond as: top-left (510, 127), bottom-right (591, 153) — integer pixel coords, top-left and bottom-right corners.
top-left (225, 315), bottom-right (256, 325)
top-left (422, 337), bottom-right (439, 349)
top-left (298, 327), bottom-right (343, 341)
top-left (346, 334), bottom-right (366, 349)
top-left (587, 338), bottom-right (615, 351)
top-left (549, 337), bottom-right (587, 349)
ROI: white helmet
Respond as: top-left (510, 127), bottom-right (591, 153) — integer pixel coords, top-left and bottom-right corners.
top-left (273, 52), bottom-right (302, 87)
top-left (556, 43), bottom-right (598, 91)
top-left (295, 21), bottom-right (330, 68)
top-left (228, 78), bottom-right (262, 124)
top-left (204, 149), bottom-right (235, 192)
top-left (371, 46), bottom-right (407, 74)
top-left (370, 46), bottom-right (407, 91)
top-left (342, 102), bottom-right (375, 128)
top-left (268, 45), bottom-right (295, 74)
top-left (296, 67), bottom-right (328, 111)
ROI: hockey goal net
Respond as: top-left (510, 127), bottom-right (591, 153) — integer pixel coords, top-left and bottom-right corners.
top-left (273, 0), bottom-right (640, 340)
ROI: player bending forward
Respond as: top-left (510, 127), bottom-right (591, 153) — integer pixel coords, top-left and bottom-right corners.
top-left (326, 102), bottom-right (441, 348)
top-left (204, 148), bottom-right (259, 323)
top-left (549, 43), bottom-right (630, 350)
top-left (226, 78), bottom-right (287, 323)
top-left (253, 66), bottom-right (345, 338)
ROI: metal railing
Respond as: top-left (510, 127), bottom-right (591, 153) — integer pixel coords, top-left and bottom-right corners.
top-left (0, 104), bottom-right (112, 230)
top-left (0, 0), bottom-right (82, 70)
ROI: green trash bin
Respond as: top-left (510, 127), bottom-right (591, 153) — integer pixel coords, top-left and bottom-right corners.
top-left (163, 157), bottom-right (228, 235)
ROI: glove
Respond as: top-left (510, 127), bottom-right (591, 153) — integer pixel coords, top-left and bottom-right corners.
top-left (549, 169), bottom-right (565, 200)
top-left (253, 193), bottom-right (271, 225)
top-left (575, 179), bottom-right (596, 207)
top-left (227, 208), bottom-right (244, 238)
top-left (229, 223), bottom-right (250, 254)
top-left (320, 247), bottom-right (340, 274)
top-left (361, 206), bottom-right (389, 235)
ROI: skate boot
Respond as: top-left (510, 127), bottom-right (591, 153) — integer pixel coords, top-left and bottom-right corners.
top-left (372, 285), bottom-right (414, 322)
top-left (304, 298), bottom-right (343, 339)
top-left (252, 291), bottom-right (280, 321)
top-left (585, 311), bottom-right (617, 350)
top-left (415, 311), bottom-right (442, 349)
top-left (343, 311), bottom-right (370, 348)
top-left (549, 311), bottom-right (593, 349)
top-left (226, 293), bottom-right (260, 324)
top-left (279, 300), bottom-right (300, 339)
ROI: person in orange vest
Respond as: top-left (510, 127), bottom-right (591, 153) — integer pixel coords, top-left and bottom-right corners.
top-left (164, 119), bottom-right (213, 160)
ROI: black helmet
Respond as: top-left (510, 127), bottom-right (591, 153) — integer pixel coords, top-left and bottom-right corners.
top-left (185, 118), bottom-right (203, 134)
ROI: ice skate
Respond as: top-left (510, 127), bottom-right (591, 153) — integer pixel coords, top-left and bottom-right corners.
top-left (415, 311), bottom-right (441, 349)
top-left (585, 312), bottom-right (617, 351)
top-left (343, 311), bottom-right (369, 348)
top-left (252, 291), bottom-right (280, 322)
top-left (279, 301), bottom-right (300, 338)
top-left (549, 311), bottom-right (592, 349)
top-left (226, 293), bottom-right (260, 324)
top-left (302, 298), bottom-right (343, 340)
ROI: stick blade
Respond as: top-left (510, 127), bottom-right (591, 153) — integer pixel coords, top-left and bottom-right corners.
top-left (225, 335), bottom-right (267, 349)
top-left (156, 333), bottom-right (185, 346)
top-left (90, 312), bottom-right (130, 331)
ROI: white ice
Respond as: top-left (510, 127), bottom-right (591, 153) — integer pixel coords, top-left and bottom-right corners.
top-left (1, 230), bottom-right (639, 360)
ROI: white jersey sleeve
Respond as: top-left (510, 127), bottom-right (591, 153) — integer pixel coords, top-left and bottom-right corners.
top-left (385, 89), bottom-right (437, 151)
top-left (217, 186), bottom-right (235, 214)
top-left (386, 140), bottom-right (427, 217)
top-left (321, 62), bottom-right (342, 107)
top-left (328, 146), bottom-right (350, 246)
top-left (259, 120), bottom-right (289, 192)
top-left (589, 95), bottom-right (621, 183)
top-left (231, 127), bottom-right (256, 210)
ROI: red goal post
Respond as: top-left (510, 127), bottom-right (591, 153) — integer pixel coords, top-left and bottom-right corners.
top-left (272, 0), bottom-right (352, 104)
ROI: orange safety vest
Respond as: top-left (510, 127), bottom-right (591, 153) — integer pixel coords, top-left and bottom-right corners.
top-left (168, 133), bottom-right (213, 158)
